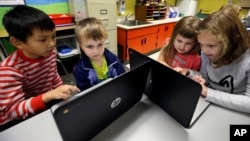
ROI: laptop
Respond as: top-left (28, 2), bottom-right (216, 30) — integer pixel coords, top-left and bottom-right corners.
top-left (128, 48), bottom-right (210, 128)
top-left (51, 62), bottom-right (151, 141)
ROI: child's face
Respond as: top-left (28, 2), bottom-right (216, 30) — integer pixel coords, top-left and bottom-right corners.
top-left (80, 38), bottom-right (105, 61)
top-left (18, 28), bottom-right (56, 59)
top-left (174, 34), bottom-right (195, 54)
top-left (198, 30), bottom-right (222, 62)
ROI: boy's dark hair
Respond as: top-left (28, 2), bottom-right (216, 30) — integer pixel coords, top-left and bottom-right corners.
top-left (3, 5), bottom-right (55, 42)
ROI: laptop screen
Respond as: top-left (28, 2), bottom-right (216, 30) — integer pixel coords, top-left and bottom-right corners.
top-left (128, 48), bottom-right (202, 128)
top-left (51, 62), bottom-right (151, 141)
top-left (149, 61), bottom-right (202, 128)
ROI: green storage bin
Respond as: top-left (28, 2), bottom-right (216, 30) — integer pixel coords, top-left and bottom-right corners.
top-left (1, 37), bottom-right (17, 55)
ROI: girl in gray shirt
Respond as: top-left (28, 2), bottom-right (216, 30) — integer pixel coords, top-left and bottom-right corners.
top-left (180, 7), bottom-right (250, 113)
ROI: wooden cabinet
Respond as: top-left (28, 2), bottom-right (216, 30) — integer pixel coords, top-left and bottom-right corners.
top-left (128, 33), bottom-right (158, 54)
top-left (117, 21), bottom-right (177, 62)
top-left (156, 22), bottom-right (176, 49)
top-left (135, 5), bottom-right (167, 21)
top-left (117, 25), bottom-right (158, 61)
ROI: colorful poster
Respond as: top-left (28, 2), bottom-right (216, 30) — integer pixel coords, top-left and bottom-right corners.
top-left (25, 0), bottom-right (66, 5)
top-left (0, 0), bottom-right (25, 5)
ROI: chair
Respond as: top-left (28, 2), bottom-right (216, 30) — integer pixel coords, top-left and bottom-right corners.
top-left (56, 59), bottom-right (75, 85)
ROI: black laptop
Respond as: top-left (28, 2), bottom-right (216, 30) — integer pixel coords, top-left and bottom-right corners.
top-left (128, 48), bottom-right (210, 128)
top-left (51, 62), bottom-right (151, 141)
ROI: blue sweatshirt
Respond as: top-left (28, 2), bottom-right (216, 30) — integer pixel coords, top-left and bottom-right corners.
top-left (73, 49), bottom-right (125, 91)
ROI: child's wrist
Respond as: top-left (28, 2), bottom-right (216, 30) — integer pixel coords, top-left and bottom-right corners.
top-left (42, 92), bottom-right (52, 103)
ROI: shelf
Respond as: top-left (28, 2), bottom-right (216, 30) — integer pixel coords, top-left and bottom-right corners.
top-left (135, 5), bottom-right (167, 21)
top-left (56, 34), bottom-right (75, 40)
top-left (56, 30), bottom-right (81, 60)
top-left (57, 48), bottom-right (80, 59)
top-left (241, 7), bottom-right (250, 9)
top-left (55, 25), bottom-right (75, 31)
top-left (239, 0), bottom-right (250, 8)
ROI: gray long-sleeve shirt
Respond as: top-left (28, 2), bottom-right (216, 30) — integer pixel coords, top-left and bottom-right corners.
top-left (189, 50), bottom-right (250, 113)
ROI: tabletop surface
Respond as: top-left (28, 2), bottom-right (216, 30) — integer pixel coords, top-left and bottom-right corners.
top-left (1, 96), bottom-right (249, 141)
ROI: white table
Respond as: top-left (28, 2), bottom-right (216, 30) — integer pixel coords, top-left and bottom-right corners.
top-left (92, 97), bottom-right (250, 141)
top-left (1, 96), bottom-right (249, 141)
top-left (0, 109), bottom-right (63, 141)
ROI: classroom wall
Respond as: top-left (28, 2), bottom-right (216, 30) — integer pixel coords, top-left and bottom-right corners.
top-left (118, 0), bottom-right (248, 17)
top-left (198, 0), bottom-right (248, 18)
top-left (0, 0), bottom-right (249, 30)
top-left (0, 0), bottom-right (69, 30)
top-left (198, 0), bottom-right (236, 13)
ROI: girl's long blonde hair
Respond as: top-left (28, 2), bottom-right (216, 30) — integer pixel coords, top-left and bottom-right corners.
top-left (198, 8), bottom-right (250, 67)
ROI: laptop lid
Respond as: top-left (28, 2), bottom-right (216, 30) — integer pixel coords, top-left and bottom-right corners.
top-left (51, 62), bottom-right (151, 141)
top-left (128, 49), bottom-right (153, 95)
top-left (128, 48), bottom-right (209, 128)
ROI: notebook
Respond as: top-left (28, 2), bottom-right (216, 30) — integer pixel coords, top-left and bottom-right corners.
top-left (128, 48), bottom-right (210, 128)
top-left (51, 62), bottom-right (151, 141)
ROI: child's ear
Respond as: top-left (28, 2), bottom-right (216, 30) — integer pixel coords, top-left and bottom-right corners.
top-left (9, 36), bottom-right (25, 49)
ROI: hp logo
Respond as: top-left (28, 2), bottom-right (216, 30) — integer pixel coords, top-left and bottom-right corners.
top-left (111, 97), bottom-right (121, 108)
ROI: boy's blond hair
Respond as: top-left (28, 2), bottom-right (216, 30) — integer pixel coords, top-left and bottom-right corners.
top-left (75, 17), bottom-right (107, 44)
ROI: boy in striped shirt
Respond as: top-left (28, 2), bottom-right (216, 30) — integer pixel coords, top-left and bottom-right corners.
top-left (0, 5), bottom-right (80, 130)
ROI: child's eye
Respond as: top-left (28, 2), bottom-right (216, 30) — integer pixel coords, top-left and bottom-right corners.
top-left (39, 39), bottom-right (46, 42)
top-left (86, 45), bottom-right (93, 49)
top-left (98, 43), bottom-right (104, 47)
top-left (208, 45), bottom-right (215, 48)
top-left (177, 39), bottom-right (182, 43)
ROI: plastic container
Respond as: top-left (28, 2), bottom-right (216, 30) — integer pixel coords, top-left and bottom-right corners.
top-left (58, 45), bottom-right (72, 54)
top-left (48, 14), bottom-right (73, 25)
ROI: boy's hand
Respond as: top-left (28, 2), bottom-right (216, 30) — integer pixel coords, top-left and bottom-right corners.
top-left (42, 85), bottom-right (80, 103)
